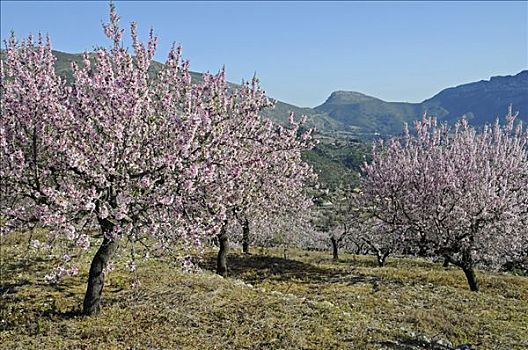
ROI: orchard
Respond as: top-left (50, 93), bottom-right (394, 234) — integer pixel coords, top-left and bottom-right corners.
top-left (1, 8), bottom-right (526, 349)
top-left (0, 5), bottom-right (315, 315)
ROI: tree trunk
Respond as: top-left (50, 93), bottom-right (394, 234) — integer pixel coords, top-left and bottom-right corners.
top-left (443, 257), bottom-right (449, 269)
top-left (444, 253), bottom-right (479, 292)
top-left (216, 233), bottom-right (229, 277)
top-left (355, 242), bottom-right (365, 255)
top-left (417, 234), bottom-right (428, 257)
top-left (331, 237), bottom-right (339, 260)
top-left (211, 235), bottom-right (219, 247)
top-left (376, 250), bottom-right (389, 267)
top-left (242, 218), bottom-right (250, 254)
top-left (83, 224), bottom-right (119, 316)
top-left (460, 248), bottom-right (478, 291)
top-left (377, 255), bottom-right (385, 267)
top-left (462, 265), bottom-right (479, 291)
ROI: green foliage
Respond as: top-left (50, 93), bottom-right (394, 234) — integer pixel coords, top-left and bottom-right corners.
top-left (302, 140), bottom-right (369, 190)
top-left (302, 149), bottom-right (356, 190)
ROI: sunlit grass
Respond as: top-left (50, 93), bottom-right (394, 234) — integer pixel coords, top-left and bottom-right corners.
top-left (1, 233), bottom-right (527, 349)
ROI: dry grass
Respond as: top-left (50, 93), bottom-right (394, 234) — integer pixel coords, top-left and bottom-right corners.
top-left (1, 233), bottom-right (527, 349)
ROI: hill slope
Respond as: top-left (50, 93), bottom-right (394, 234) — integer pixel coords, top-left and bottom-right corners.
top-left (2, 232), bottom-right (527, 349)
top-left (2, 50), bottom-right (525, 136)
top-left (47, 50), bottom-right (348, 134)
top-left (422, 70), bottom-right (528, 125)
top-left (315, 91), bottom-right (422, 135)
top-left (316, 71), bottom-right (528, 134)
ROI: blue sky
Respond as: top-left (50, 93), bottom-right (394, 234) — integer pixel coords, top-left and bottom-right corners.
top-left (1, 1), bottom-right (527, 107)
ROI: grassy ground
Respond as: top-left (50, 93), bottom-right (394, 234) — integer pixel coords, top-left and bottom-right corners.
top-left (1, 233), bottom-right (527, 350)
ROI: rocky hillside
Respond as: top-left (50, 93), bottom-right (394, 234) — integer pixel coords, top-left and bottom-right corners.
top-left (422, 70), bottom-right (528, 125)
top-left (316, 71), bottom-right (527, 135)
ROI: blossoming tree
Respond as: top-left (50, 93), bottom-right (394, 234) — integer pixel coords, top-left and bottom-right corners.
top-left (201, 108), bottom-right (317, 275)
top-left (360, 109), bottom-right (528, 290)
top-left (1, 5), bottom-right (315, 314)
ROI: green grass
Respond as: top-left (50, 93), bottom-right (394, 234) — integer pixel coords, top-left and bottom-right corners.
top-left (1, 233), bottom-right (527, 349)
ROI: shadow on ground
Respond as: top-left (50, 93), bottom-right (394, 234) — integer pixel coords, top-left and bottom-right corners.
top-left (376, 335), bottom-right (471, 350)
top-left (200, 252), bottom-right (405, 289)
top-left (0, 280), bottom-right (31, 295)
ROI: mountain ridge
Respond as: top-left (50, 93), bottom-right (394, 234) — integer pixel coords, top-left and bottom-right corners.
top-left (2, 49), bottom-right (525, 137)
top-left (317, 70), bottom-right (527, 134)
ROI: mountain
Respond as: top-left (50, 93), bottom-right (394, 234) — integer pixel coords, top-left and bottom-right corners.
top-left (314, 91), bottom-right (422, 135)
top-left (422, 71), bottom-right (528, 125)
top-left (3, 50), bottom-right (525, 137)
top-left (43, 50), bottom-right (348, 134)
top-left (316, 71), bottom-right (528, 135)
top-left (261, 99), bottom-right (349, 133)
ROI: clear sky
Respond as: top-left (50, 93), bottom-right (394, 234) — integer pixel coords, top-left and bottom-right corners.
top-left (1, 1), bottom-right (527, 107)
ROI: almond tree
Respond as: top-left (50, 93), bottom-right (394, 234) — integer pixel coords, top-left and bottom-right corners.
top-left (236, 117), bottom-right (316, 253)
top-left (311, 185), bottom-right (367, 260)
top-left (357, 216), bottom-right (406, 267)
top-left (360, 110), bottom-right (528, 290)
top-left (328, 186), bottom-right (365, 260)
top-left (1, 12), bottom-right (219, 315)
top-left (1, 5), bottom-right (314, 314)
top-left (207, 110), bottom-right (317, 275)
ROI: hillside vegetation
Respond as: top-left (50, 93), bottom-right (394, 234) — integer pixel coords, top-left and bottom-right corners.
top-left (302, 140), bottom-right (370, 189)
top-left (11, 50), bottom-right (524, 137)
top-left (1, 232), bottom-right (527, 350)
top-left (314, 71), bottom-right (527, 135)
top-left (46, 50), bottom-right (349, 134)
